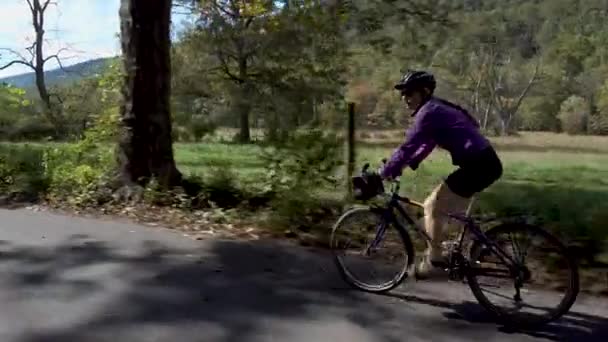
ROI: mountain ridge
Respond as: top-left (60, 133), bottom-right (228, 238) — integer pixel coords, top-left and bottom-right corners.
top-left (0, 57), bottom-right (116, 89)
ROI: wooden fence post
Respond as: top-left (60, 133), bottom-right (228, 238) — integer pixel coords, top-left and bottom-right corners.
top-left (346, 102), bottom-right (356, 199)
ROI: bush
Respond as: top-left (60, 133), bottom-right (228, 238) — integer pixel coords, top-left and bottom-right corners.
top-left (256, 129), bottom-right (345, 233)
top-left (191, 115), bottom-right (217, 141)
top-left (0, 144), bottom-right (49, 200)
top-left (7, 116), bottom-right (55, 141)
top-left (173, 126), bottom-right (194, 142)
top-left (589, 112), bottom-right (608, 136)
top-left (43, 142), bottom-right (115, 205)
top-left (259, 129), bottom-right (343, 195)
top-left (43, 107), bottom-right (119, 206)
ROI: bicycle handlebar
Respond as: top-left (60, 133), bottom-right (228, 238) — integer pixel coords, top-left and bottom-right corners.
top-left (360, 159), bottom-right (401, 194)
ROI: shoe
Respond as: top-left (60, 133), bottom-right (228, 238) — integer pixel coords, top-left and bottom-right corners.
top-left (415, 255), bottom-right (449, 280)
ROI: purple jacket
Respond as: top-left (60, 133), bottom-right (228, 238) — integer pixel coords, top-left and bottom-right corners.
top-left (381, 97), bottom-right (490, 179)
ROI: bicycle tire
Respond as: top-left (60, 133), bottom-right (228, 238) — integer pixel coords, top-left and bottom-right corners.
top-left (330, 207), bottom-right (414, 293)
top-left (466, 222), bottom-right (579, 327)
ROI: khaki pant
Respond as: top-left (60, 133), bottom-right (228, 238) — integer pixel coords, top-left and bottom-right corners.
top-left (423, 182), bottom-right (473, 261)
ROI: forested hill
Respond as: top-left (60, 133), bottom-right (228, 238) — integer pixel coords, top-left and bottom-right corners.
top-left (0, 57), bottom-right (114, 89)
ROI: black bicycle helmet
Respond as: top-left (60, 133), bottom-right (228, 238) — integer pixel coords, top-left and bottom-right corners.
top-left (394, 70), bottom-right (436, 93)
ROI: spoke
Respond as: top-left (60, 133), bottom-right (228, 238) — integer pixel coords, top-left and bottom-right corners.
top-left (510, 232), bottom-right (522, 262)
top-left (518, 232), bottom-right (532, 263)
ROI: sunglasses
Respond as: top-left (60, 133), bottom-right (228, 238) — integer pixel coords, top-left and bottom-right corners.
top-left (400, 89), bottom-right (415, 97)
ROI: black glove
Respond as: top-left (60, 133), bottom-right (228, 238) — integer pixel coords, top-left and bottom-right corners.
top-left (352, 173), bottom-right (385, 201)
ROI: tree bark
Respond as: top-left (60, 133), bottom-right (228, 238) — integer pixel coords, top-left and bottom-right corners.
top-left (31, 0), bottom-right (51, 113)
top-left (117, 0), bottom-right (182, 188)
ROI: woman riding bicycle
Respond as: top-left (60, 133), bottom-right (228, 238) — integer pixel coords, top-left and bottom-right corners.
top-left (380, 70), bottom-right (503, 279)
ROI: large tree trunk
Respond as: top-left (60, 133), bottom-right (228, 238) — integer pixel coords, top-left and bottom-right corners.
top-left (117, 0), bottom-right (181, 188)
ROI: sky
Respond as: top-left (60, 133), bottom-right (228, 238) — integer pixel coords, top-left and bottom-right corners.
top-left (0, 0), bottom-right (194, 78)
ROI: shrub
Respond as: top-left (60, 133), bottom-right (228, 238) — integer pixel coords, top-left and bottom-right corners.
top-left (0, 144), bottom-right (49, 200)
top-left (43, 107), bottom-right (119, 206)
top-left (257, 129), bottom-right (345, 233)
top-left (259, 129), bottom-right (343, 195)
top-left (7, 116), bottom-right (55, 141)
top-left (589, 112), bottom-right (608, 136)
top-left (191, 115), bottom-right (217, 141)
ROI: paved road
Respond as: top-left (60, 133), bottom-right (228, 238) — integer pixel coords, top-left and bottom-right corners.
top-left (0, 208), bottom-right (606, 342)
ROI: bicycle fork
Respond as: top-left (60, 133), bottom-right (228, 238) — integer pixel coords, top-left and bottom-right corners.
top-left (365, 219), bottom-right (389, 256)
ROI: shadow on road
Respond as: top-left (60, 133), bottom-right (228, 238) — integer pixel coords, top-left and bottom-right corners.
top-left (0, 234), bottom-right (605, 341)
top-left (384, 291), bottom-right (608, 341)
top-left (0, 235), bottom-right (401, 342)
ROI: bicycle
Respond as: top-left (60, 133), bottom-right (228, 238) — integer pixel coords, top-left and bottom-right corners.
top-left (330, 162), bottom-right (580, 328)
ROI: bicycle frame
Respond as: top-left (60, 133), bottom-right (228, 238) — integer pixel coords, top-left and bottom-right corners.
top-left (372, 187), bottom-right (521, 275)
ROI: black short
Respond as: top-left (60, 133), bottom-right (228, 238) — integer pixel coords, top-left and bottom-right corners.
top-left (445, 146), bottom-right (503, 198)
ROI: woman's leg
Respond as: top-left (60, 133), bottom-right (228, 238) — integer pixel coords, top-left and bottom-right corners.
top-left (417, 182), bottom-right (471, 279)
top-left (417, 146), bottom-right (503, 279)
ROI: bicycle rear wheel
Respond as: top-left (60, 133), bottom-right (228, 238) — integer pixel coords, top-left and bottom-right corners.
top-left (330, 207), bottom-right (414, 293)
top-left (467, 222), bottom-right (579, 327)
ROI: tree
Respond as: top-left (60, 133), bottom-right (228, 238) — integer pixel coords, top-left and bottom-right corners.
top-left (117, 0), bottom-right (182, 188)
top-left (485, 56), bottom-right (541, 135)
top-left (177, 0), bottom-right (347, 142)
top-left (183, 0), bottom-right (277, 143)
top-left (592, 79), bottom-right (608, 135)
top-left (558, 95), bottom-right (587, 135)
top-left (0, 0), bottom-right (66, 130)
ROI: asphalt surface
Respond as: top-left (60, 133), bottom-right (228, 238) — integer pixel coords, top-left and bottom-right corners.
top-left (0, 208), bottom-right (606, 342)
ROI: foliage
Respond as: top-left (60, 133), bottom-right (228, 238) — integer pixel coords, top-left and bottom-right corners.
top-left (558, 95), bottom-right (587, 135)
top-left (592, 79), bottom-right (608, 135)
top-left (248, 129), bottom-right (346, 232)
top-left (43, 107), bottom-right (119, 205)
top-left (0, 144), bottom-right (48, 199)
top-left (258, 129), bottom-right (343, 195)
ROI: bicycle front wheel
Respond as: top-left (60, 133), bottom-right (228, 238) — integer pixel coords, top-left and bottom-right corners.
top-left (330, 207), bottom-right (414, 293)
top-left (467, 222), bottom-right (579, 327)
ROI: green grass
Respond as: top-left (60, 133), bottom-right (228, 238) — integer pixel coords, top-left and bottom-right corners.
top-left (172, 133), bottom-right (608, 255)
top-left (175, 143), bottom-right (266, 182)
top-left (174, 134), bottom-right (608, 196)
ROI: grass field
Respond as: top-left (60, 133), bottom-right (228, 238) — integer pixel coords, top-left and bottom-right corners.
top-left (174, 131), bottom-right (608, 261)
top-left (175, 131), bottom-right (608, 202)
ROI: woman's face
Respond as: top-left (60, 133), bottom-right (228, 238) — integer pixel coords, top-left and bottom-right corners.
top-left (402, 88), bottom-right (427, 110)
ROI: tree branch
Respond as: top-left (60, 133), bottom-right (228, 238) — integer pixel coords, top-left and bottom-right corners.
top-left (216, 50), bottom-right (243, 83)
top-left (42, 53), bottom-right (66, 70)
top-left (42, 47), bottom-right (68, 64)
top-left (1, 47), bottom-right (29, 63)
top-left (41, 0), bottom-right (54, 12)
top-left (26, 0), bottom-right (34, 13)
top-left (0, 59), bottom-right (35, 71)
top-left (510, 59), bottom-right (541, 115)
top-left (212, 0), bottom-right (238, 19)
